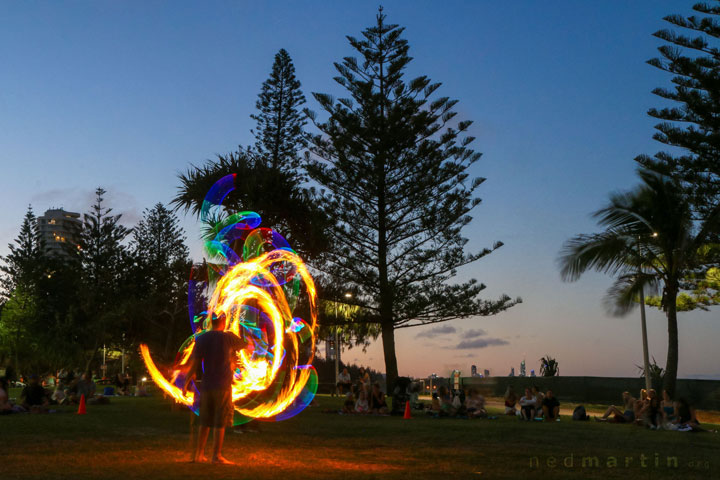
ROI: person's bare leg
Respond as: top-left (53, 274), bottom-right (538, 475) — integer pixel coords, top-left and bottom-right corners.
top-left (601, 405), bottom-right (621, 419)
top-left (212, 427), bottom-right (234, 464)
top-left (194, 426), bottom-right (210, 462)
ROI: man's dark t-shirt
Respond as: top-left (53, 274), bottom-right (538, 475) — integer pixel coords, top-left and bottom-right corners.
top-left (193, 330), bottom-right (244, 392)
top-left (542, 396), bottom-right (560, 410)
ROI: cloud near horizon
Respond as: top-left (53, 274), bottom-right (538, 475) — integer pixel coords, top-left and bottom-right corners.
top-left (464, 329), bottom-right (487, 338)
top-left (455, 338), bottom-right (509, 349)
top-left (415, 325), bottom-right (456, 338)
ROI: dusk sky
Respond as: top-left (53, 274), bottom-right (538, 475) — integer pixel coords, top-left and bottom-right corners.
top-left (1, 1), bottom-right (718, 380)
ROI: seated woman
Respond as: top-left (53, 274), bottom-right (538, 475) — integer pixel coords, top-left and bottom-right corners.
top-left (541, 390), bottom-right (560, 422)
top-left (51, 381), bottom-right (68, 405)
top-left (633, 389), bottom-right (648, 425)
top-left (369, 383), bottom-right (388, 414)
top-left (354, 388), bottom-right (369, 414)
top-left (639, 389), bottom-right (661, 429)
top-left (504, 386), bottom-right (518, 416)
top-left (464, 388), bottom-right (487, 418)
top-left (519, 388), bottom-right (537, 421)
top-left (342, 386), bottom-right (356, 414)
top-left (437, 386), bottom-right (456, 416)
top-left (532, 386), bottom-right (544, 418)
top-left (661, 389), bottom-right (676, 425)
top-left (596, 391), bottom-right (636, 423)
top-left (673, 398), bottom-right (709, 432)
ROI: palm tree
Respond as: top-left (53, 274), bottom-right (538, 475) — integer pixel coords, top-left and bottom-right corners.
top-left (559, 170), bottom-right (714, 396)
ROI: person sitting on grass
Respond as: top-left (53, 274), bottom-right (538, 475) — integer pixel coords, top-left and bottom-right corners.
top-left (661, 389), bottom-right (676, 425)
top-left (541, 389), bottom-right (560, 422)
top-left (355, 388), bottom-right (369, 414)
top-left (51, 380), bottom-right (68, 405)
top-left (0, 377), bottom-right (23, 414)
top-left (671, 398), bottom-right (712, 432)
top-left (596, 391), bottom-right (636, 423)
top-left (337, 367), bottom-right (352, 396)
top-left (436, 385), bottom-right (456, 416)
top-left (519, 387), bottom-right (537, 421)
top-left (115, 373), bottom-right (130, 396)
top-left (639, 389), bottom-right (661, 429)
top-left (504, 386), bottom-right (518, 416)
top-left (342, 386), bottom-right (356, 414)
top-left (633, 388), bottom-right (648, 424)
top-left (72, 372), bottom-right (96, 403)
top-left (532, 386), bottom-right (544, 418)
top-left (20, 374), bottom-right (49, 413)
top-left (370, 382), bottom-right (388, 414)
top-left (464, 388), bottom-right (487, 418)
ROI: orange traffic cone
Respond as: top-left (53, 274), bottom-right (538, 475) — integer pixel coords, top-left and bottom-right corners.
top-left (77, 394), bottom-right (87, 415)
top-left (403, 400), bottom-right (412, 419)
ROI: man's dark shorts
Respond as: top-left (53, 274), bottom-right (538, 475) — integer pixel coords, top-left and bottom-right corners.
top-left (199, 389), bottom-right (233, 428)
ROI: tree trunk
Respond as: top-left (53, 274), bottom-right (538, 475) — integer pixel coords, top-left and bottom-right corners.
top-left (380, 320), bottom-right (398, 392)
top-left (662, 282), bottom-right (679, 398)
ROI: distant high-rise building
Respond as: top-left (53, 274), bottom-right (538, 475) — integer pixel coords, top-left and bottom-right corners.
top-left (509, 367), bottom-right (515, 377)
top-left (37, 209), bottom-right (81, 256)
top-left (471, 365), bottom-right (478, 377)
top-left (520, 359), bottom-right (526, 377)
top-left (483, 369), bottom-right (490, 378)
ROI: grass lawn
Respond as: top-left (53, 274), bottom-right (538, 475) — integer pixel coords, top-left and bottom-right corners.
top-left (2, 391), bottom-right (719, 480)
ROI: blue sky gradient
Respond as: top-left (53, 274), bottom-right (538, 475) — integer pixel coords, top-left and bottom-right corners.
top-left (1, 1), bottom-right (717, 379)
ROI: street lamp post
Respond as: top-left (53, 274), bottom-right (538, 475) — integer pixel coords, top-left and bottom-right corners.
top-left (334, 292), bottom-right (352, 396)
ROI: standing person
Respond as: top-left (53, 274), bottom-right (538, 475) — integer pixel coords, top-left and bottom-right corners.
top-left (183, 313), bottom-right (245, 465)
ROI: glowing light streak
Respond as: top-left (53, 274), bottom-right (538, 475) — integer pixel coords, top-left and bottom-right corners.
top-left (139, 174), bottom-right (318, 424)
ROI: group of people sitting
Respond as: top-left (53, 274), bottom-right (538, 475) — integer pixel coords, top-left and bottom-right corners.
top-left (337, 367), bottom-right (389, 415)
top-left (0, 369), bottom-right (151, 415)
top-left (595, 388), bottom-right (705, 431)
top-left (0, 371), bottom-right (104, 414)
top-left (503, 385), bottom-right (561, 422)
top-left (426, 385), bottom-right (489, 418)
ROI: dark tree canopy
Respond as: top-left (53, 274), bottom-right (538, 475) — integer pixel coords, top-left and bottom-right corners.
top-left (637, 1), bottom-right (720, 225)
top-left (305, 10), bottom-right (518, 387)
top-left (251, 48), bottom-right (307, 172)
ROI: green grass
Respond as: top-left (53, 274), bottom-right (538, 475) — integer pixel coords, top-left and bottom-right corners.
top-left (3, 393), bottom-right (719, 479)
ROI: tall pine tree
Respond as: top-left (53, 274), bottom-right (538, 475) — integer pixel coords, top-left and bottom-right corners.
top-left (130, 203), bottom-right (192, 360)
top-left (251, 49), bottom-right (307, 171)
top-left (638, 2), bottom-right (720, 223)
top-left (305, 10), bottom-right (518, 388)
top-left (75, 188), bottom-right (131, 369)
top-left (0, 206), bottom-right (44, 374)
top-left (0, 206), bottom-right (44, 301)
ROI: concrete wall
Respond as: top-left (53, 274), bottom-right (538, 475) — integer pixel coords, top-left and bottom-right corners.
top-left (460, 376), bottom-right (720, 410)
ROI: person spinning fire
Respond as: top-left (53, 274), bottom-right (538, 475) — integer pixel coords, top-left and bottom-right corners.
top-left (183, 312), bottom-right (245, 464)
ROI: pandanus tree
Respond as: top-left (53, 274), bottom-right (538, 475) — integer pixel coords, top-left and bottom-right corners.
top-left (539, 355), bottom-right (559, 377)
top-left (559, 170), bottom-right (709, 397)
